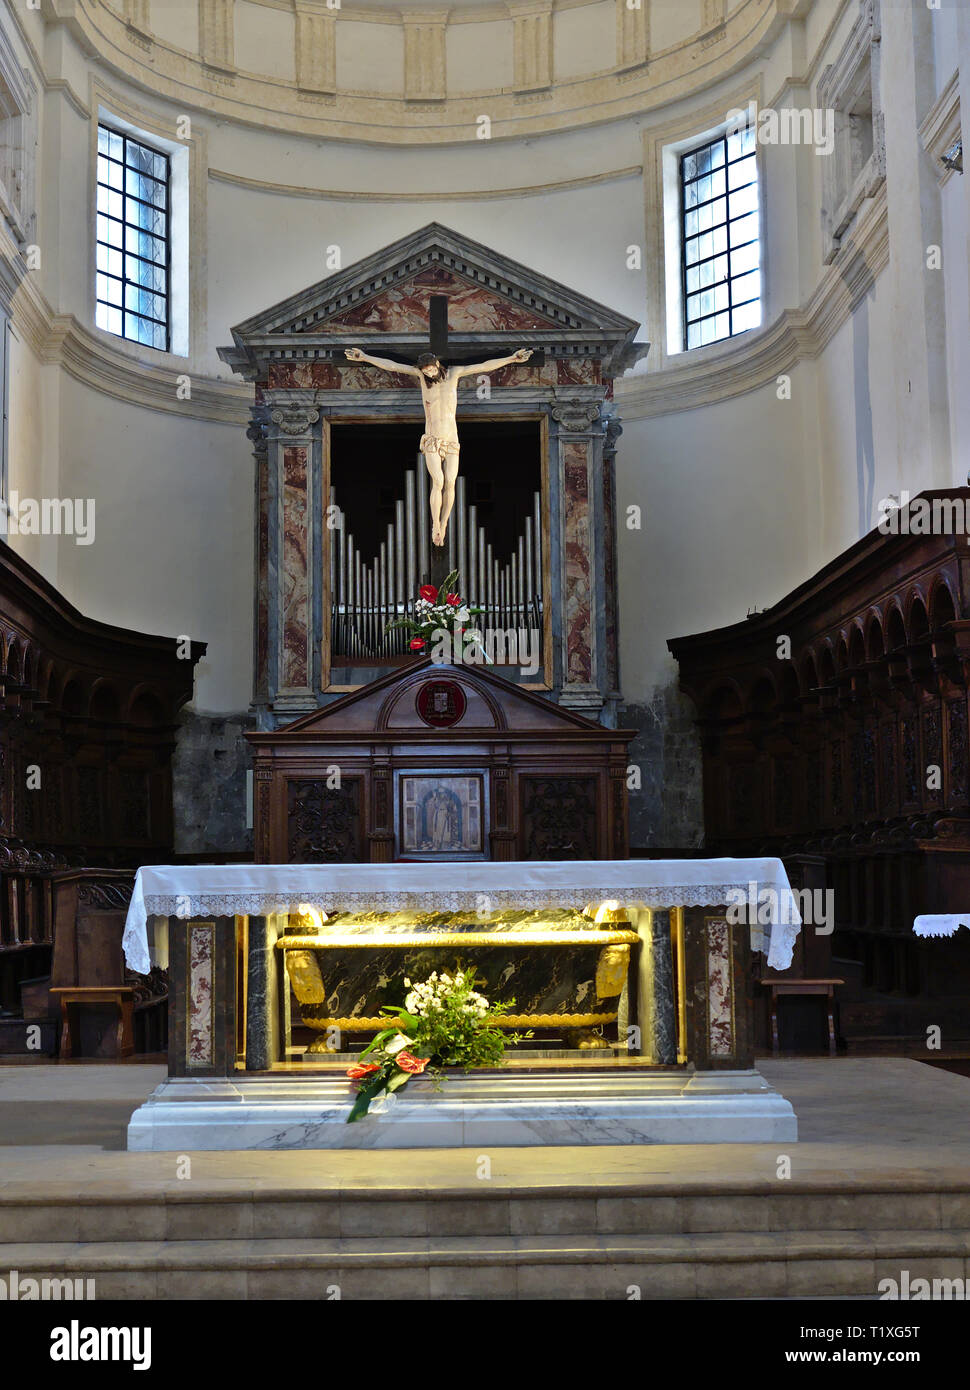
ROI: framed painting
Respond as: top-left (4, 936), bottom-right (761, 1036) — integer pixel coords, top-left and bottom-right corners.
top-left (395, 771), bottom-right (488, 860)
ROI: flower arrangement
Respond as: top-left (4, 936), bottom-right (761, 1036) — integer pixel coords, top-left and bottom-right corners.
top-left (345, 968), bottom-right (529, 1122)
top-left (385, 569), bottom-right (490, 661)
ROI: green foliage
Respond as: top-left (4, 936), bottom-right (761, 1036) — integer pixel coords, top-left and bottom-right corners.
top-left (344, 967), bottom-right (530, 1123)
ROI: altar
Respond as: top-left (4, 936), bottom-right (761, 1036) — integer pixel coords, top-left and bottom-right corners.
top-left (124, 857), bottom-right (800, 1149)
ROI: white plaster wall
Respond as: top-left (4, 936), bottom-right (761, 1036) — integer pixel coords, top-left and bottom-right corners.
top-left (617, 368), bottom-right (823, 693)
top-left (650, 0), bottom-right (702, 53)
top-left (205, 174), bottom-right (647, 375)
top-left (235, 0), bottom-right (295, 82)
top-left (336, 20), bottom-right (403, 94)
top-left (446, 18), bottom-right (512, 91)
top-left (554, 1), bottom-right (615, 80)
top-left (941, 173), bottom-right (970, 485)
top-left (51, 376), bottom-right (252, 714)
top-left (148, 0), bottom-right (200, 56)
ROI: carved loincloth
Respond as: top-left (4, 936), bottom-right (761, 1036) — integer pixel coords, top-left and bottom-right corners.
top-left (419, 434), bottom-right (460, 456)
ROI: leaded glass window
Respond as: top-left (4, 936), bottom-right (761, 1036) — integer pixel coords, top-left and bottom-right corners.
top-left (96, 125), bottom-right (170, 351)
top-left (681, 127), bottom-right (762, 350)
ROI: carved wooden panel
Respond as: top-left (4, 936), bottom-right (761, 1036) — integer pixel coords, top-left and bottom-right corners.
top-left (286, 778), bottom-right (363, 863)
top-left (519, 776), bottom-right (597, 860)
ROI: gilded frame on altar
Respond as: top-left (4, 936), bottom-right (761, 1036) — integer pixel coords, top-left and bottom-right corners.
top-left (395, 771), bottom-right (488, 860)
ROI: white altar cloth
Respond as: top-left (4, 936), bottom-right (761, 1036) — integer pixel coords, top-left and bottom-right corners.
top-left (122, 857), bottom-right (802, 974)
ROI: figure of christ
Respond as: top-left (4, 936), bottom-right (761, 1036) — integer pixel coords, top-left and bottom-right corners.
top-left (344, 345), bottom-right (533, 546)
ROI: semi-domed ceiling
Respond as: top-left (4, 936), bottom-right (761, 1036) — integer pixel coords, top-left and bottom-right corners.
top-left (47, 0), bottom-right (799, 144)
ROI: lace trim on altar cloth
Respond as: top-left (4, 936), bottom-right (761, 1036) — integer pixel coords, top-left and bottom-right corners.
top-left (123, 881), bottom-right (802, 973)
top-left (914, 915), bottom-right (970, 938)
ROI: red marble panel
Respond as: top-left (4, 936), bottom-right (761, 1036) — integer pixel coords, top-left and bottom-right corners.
top-left (339, 364), bottom-right (424, 391)
top-left (256, 456), bottom-right (269, 694)
top-left (563, 440), bottom-right (593, 686)
top-left (268, 362), bottom-right (341, 389)
top-left (558, 358), bottom-right (601, 386)
top-left (282, 446), bottom-right (309, 689)
top-left (706, 918), bottom-right (735, 1056)
top-left (602, 463), bottom-right (618, 692)
top-left (327, 270), bottom-right (558, 334)
top-left (486, 362), bottom-right (558, 389)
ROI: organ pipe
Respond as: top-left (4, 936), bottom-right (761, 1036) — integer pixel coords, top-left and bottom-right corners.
top-left (330, 481), bottom-right (544, 662)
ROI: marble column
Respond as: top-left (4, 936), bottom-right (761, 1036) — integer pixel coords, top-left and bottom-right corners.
top-left (167, 916), bottom-right (237, 1077)
top-left (266, 401), bottom-right (321, 714)
top-left (245, 914), bottom-right (285, 1071)
top-left (248, 413), bottom-right (269, 706)
top-left (636, 909), bottom-right (677, 1063)
top-left (552, 399), bottom-right (606, 715)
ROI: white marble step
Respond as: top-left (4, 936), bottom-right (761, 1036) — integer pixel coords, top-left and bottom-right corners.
top-left (126, 1068), bottom-right (798, 1149)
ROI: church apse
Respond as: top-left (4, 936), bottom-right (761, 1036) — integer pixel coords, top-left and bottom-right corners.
top-left (219, 223), bottom-right (648, 729)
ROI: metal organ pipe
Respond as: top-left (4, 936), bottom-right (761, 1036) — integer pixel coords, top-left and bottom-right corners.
top-left (467, 504), bottom-right (478, 606)
top-left (395, 500), bottom-right (405, 614)
top-left (417, 458), bottom-right (430, 583)
top-left (331, 472), bottom-right (544, 662)
top-left (454, 475), bottom-right (465, 581)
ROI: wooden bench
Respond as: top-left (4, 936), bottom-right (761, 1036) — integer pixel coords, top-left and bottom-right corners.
top-left (49, 986), bottom-right (135, 1060)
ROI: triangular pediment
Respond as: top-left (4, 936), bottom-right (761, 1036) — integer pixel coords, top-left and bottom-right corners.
top-left (324, 264), bottom-right (560, 336)
top-left (219, 223), bottom-right (645, 378)
top-left (246, 661), bottom-right (634, 744)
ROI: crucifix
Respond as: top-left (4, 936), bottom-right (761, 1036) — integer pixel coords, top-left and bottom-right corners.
top-left (345, 295), bottom-right (543, 551)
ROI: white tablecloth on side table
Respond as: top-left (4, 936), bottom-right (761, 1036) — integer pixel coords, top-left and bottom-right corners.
top-left (913, 915), bottom-right (970, 939)
top-left (122, 857), bottom-right (803, 975)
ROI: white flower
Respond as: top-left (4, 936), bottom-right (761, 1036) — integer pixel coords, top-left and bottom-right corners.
top-left (455, 607), bottom-right (470, 624)
top-left (385, 1033), bottom-right (413, 1055)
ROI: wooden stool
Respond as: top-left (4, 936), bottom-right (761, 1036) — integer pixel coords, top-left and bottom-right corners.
top-left (760, 978), bottom-right (844, 1057)
top-left (49, 986), bottom-right (136, 1060)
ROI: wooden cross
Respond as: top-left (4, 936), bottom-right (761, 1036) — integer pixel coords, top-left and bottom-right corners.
top-left (389, 295), bottom-right (545, 369)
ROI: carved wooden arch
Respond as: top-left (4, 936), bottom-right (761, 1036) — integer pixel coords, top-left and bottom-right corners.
top-left (375, 667), bottom-right (508, 731)
top-left (778, 662), bottom-right (800, 705)
top-left (886, 602), bottom-right (907, 652)
top-left (798, 648), bottom-right (819, 695)
top-left (906, 588), bottom-right (930, 642)
top-left (89, 677), bottom-right (122, 723)
top-left (127, 683), bottom-right (169, 725)
top-left (817, 641), bottom-right (837, 685)
top-left (847, 622), bottom-right (866, 669)
top-left (696, 676), bottom-right (745, 721)
top-left (746, 669), bottom-right (779, 715)
top-left (36, 656), bottom-right (57, 704)
top-left (5, 633), bottom-right (25, 683)
top-left (60, 669), bottom-right (91, 717)
top-left (864, 608), bottom-right (885, 660)
top-left (928, 575), bottom-right (958, 630)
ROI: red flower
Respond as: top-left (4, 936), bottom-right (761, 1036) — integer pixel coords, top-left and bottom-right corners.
top-left (395, 1051), bottom-right (428, 1074)
top-left (346, 1062), bottom-right (380, 1079)
top-left (445, 593), bottom-right (461, 607)
top-left (410, 637), bottom-right (426, 651)
top-left (419, 584), bottom-right (437, 602)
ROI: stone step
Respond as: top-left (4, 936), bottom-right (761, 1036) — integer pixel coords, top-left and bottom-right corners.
top-left (1, 1229), bottom-right (968, 1299)
top-left (2, 1185), bottom-right (969, 1242)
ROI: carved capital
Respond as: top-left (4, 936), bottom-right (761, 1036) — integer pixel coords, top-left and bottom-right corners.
top-left (246, 416), bottom-right (269, 456)
top-left (552, 400), bottom-right (601, 432)
top-left (269, 405), bottom-right (320, 437)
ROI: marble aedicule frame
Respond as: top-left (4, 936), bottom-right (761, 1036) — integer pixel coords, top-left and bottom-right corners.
top-left (221, 224), bottom-right (647, 729)
top-left (319, 407), bottom-right (555, 697)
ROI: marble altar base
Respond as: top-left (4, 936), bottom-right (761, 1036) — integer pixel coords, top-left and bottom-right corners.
top-left (126, 1068), bottom-right (797, 1150)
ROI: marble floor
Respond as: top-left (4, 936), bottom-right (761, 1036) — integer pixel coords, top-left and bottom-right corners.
top-left (0, 1056), bottom-right (968, 1194)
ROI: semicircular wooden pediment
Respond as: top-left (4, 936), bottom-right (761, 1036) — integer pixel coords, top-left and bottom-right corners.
top-left (376, 667), bottom-right (507, 731)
